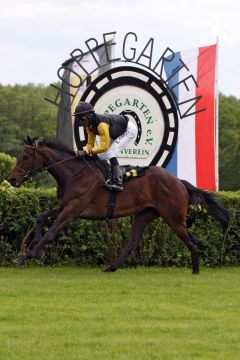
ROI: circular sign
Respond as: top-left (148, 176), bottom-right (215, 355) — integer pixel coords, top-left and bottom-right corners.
top-left (74, 66), bottom-right (178, 167)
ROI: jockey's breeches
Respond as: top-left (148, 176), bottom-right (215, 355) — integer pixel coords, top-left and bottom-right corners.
top-left (98, 121), bottom-right (137, 161)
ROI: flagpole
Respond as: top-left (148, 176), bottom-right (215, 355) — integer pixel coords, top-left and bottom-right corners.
top-left (215, 37), bottom-right (219, 191)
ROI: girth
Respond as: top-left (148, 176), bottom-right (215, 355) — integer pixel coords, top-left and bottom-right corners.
top-left (105, 190), bottom-right (118, 220)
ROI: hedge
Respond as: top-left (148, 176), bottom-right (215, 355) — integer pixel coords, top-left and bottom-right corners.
top-left (0, 152), bottom-right (16, 183)
top-left (0, 180), bottom-right (240, 268)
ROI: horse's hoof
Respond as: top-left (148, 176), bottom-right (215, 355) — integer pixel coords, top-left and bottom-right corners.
top-left (35, 251), bottom-right (45, 259)
top-left (103, 266), bottom-right (117, 272)
top-left (13, 255), bottom-right (28, 266)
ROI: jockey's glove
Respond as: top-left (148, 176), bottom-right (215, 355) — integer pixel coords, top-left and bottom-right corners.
top-left (76, 150), bottom-right (86, 158)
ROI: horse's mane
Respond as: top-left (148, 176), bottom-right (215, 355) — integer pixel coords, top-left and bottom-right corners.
top-left (39, 138), bottom-right (109, 169)
top-left (39, 139), bottom-right (110, 178)
top-left (39, 139), bottom-right (76, 156)
top-left (25, 137), bottom-right (110, 178)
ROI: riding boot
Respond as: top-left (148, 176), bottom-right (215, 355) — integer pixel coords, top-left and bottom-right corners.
top-left (109, 165), bottom-right (123, 191)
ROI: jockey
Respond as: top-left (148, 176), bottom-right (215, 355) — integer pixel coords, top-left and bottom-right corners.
top-left (74, 101), bottom-right (137, 192)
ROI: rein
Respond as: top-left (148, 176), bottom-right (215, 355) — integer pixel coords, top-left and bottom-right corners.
top-left (17, 144), bottom-right (106, 185)
top-left (16, 144), bottom-right (79, 182)
top-left (82, 157), bottom-right (106, 186)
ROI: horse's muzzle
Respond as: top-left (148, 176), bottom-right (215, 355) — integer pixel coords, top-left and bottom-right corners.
top-left (7, 177), bottom-right (22, 187)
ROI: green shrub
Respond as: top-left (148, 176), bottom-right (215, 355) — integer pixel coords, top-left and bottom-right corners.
top-left (0, 152), bottom-right (16, 183)
top-left (0, 182), bottom-right (239, 267)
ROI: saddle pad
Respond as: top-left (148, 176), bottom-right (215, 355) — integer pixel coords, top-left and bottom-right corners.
top-left (123, 165), bottom-right (149, 182)
top-left (94, 158), bottom-right (149, 182)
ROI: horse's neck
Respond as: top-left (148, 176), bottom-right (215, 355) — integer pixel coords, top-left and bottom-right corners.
top-left (41, 147), bottom-right (80, 184)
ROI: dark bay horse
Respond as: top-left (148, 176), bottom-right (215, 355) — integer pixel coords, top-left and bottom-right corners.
top-left (7, 137), bottom-right (230, 274)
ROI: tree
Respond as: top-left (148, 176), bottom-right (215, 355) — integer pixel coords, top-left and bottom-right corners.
top-left (219, 94), bottom-right (240, 190)
top-left (0, 84), bottom-right (58, 157)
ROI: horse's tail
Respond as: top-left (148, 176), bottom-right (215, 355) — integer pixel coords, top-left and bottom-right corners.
top-left (181, 180), bottom-right (230, 232)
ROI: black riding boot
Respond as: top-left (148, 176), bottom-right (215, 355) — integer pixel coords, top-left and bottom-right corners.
top-left (109, 165), bottom-right (123, 191)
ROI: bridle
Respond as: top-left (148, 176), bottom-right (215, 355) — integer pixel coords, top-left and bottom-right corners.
top-left (15, 143), bottom-right (106, 185)
top-left (15, 144), bottom-right (78, 182)
top-left (15, 144), bottom-right (39, 182)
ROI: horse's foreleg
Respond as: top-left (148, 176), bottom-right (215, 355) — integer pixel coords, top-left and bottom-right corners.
top-left (13, 203), bottom-right (80, 265)
top-left (105, 208), bottom-right (158, 272)
top-left (34, 207), bottom-right (61, 244)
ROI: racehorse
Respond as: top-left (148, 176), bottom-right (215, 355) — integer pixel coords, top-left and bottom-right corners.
top-left (7, 137), bottom-right (230, 274)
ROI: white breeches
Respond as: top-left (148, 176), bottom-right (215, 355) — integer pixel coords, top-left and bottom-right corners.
top-left (98, 121), bottom-right (137, 161)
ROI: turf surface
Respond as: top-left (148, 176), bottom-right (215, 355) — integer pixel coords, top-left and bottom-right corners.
top-left (0, 267), bottom-right (240, 359)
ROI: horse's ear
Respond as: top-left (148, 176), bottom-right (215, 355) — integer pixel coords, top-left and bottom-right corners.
top-left (32, 136), bottom-right (39, 145)
top-left (24, 136), bottom-right (39, 145)
top-left (24, 136), bottom-right (31, 145)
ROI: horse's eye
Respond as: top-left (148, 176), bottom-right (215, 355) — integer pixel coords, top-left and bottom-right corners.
top-left (23, 154), bottom-right (29, 160)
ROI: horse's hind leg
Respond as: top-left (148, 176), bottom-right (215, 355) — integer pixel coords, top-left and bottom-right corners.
top-left (169, 221), bottom-right (199, 274)
top-left (105, 208), bottom-right (158, 272)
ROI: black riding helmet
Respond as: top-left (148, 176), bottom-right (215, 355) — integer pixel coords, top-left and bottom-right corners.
top-left (74, 101), bottom-right (95, 116)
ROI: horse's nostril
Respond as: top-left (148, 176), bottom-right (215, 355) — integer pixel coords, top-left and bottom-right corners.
top-left (7, 177), bottom-right (18, 187)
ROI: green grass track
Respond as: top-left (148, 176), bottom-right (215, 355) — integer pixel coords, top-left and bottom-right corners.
top-left (0, 267), bottom-right (240, 360)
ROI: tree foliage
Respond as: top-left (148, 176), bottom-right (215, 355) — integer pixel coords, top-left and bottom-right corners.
top-left (0, 83), bottom-right (58, 157)
top-left (219, 94), bottom-right (240, 190)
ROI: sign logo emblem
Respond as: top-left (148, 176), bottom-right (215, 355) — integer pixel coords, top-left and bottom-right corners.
top-left (74, 66), bottom-right (178, 167)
